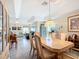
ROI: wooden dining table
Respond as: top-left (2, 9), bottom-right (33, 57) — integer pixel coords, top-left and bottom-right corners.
top-left (41, 37), bottom-right (74, 59)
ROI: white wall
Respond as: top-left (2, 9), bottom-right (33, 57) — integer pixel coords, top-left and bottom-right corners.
top-left (55, 9), bottom-right (79, 34)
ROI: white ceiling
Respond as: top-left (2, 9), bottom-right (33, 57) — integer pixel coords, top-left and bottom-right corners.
top-left (2, 0), bottom-right (79, 21)
top-left (17, 0), bottom-right (79, 20)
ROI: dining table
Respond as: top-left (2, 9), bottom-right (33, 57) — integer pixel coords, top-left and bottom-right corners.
top-left (41, 37), bottom-right (74, 59)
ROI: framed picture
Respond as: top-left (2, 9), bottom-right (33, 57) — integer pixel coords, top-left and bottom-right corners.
top-left (18, 27), bottom-right (21, 30)
top-left (68, 14), bottom-right (79, 32)
top-left (12, 27), bottom-right (16, 30)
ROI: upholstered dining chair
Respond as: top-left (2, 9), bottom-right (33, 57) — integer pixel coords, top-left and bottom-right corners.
top-left (60, 32), bottom-right (67, 41)
top-left (51, 33), bottom-right (56, 39)
top-left (34, 35), bottom-right (56, 59)
top-left (29, 34), bottom-right (37, 58)
top-left (66, 35), bottom-right (74, 42)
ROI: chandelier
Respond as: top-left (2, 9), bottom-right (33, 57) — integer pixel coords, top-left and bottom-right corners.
top-left (42, 0), bottom-right (62, 18)
top-left (44, 0), bottom-right (57, 33)
top-left (44, 0), bottom-right (54, 26)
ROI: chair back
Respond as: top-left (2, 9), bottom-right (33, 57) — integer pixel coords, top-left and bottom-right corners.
top-left (35, 32), bottom-right (40, 37)
top-left (29, 33), bottom-right (36, 48)
top-left (67, 35), bottom-right (73, 42)
top-left (34, 35), bottom-right (44, 59)
top-left (51, 33), bottom-right (56, 39)
top-left (60, 33), bottom-right (67, 41)
top-left (72, 34), bottom-right (78, 39)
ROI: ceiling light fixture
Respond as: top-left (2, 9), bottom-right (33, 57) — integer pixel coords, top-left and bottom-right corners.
top-left (44, 0), bottom-right (56, 32)
top-left (50, 0), bottom-right (61, 4)
top-left (42, 1), bottom-right (48, 5)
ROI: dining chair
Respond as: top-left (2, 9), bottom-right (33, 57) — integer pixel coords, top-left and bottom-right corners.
top-left (29, 34), bottom-right (37, 58)
top-left (34, 35), bottom-right (56, 59)
top-left (51, 33), bottom-right (56, 39)
top-left (66, 35), bottom-right (74, 42)
top-left (65, 35), bottom-right (75, 52)
top-left (60, 32), bottom-right (67, 41)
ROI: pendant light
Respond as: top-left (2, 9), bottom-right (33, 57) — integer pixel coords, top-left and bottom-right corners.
top-left (45, 0), bottom-right (55, 28)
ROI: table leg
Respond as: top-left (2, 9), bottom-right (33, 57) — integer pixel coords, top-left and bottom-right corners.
top-left (56, 53), bottom-right (63, 59)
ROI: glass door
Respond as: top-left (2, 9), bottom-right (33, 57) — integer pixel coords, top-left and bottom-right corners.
top-left (40, 24), bottom-right (47, 38)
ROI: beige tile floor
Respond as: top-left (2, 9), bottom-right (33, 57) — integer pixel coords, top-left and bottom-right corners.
top-left (9, 36), bottom-right (79, 59)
